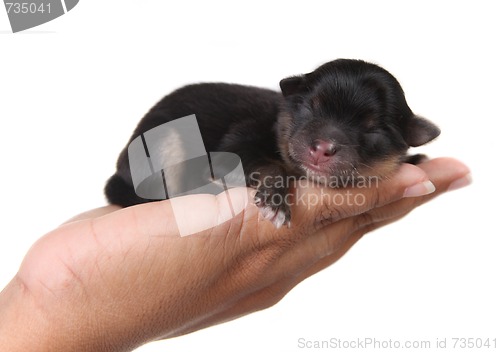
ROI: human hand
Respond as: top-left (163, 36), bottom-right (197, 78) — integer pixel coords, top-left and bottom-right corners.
top-left (0, 158), bottom-right (470, 352)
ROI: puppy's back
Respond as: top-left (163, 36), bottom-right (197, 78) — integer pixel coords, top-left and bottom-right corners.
top-left (105, 83), bottom-right (283, 206)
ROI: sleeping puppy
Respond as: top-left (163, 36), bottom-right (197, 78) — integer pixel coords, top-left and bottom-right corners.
top-left (105, 59), bottom-right (440, 228)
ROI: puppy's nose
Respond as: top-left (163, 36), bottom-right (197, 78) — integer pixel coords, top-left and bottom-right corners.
top-left (309, 140), bottom-right (337, 164)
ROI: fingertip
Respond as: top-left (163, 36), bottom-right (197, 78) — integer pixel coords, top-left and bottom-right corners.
top-left (447, 173), bottom-right (473, 192)
top-left (418, 157), bottom-right (471, 177)
top-left (415, 157), bottom-right (472, 191)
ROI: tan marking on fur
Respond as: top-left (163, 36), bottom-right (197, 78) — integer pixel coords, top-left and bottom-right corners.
top-left (357, 154), bottom-right (402, 179)
top-left (277, 111), bottom-right (294, 169)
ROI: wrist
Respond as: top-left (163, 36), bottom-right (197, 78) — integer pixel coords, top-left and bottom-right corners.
top-left (0, 276), bottom-right (54, 351)
top-left (0, 275), bottom-right (125, 352)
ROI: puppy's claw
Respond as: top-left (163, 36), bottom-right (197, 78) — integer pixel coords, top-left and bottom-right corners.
top-left (257, 205), bottom-right (291, 229)
top-left (260, 206), bottom-right (276, 220)
top-left (254, 186), bottom-right (292, 228)
top-left (272, 208), bottom-right (287, 229)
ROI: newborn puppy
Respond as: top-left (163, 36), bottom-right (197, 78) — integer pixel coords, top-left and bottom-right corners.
top-left (105, 59), bottom-right (440, 227)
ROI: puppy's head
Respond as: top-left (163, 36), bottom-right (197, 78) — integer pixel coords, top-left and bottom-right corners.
top-left (278, 59), bottom-right (440, 182)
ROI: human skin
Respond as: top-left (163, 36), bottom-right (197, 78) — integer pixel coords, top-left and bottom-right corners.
top-left (0, 158), bottom-right (470, 352)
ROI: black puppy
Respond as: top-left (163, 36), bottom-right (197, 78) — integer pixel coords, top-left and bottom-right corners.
top-left (105, 59), bottom-right (440, 227)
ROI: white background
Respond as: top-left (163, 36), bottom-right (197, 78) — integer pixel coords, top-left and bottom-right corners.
top-left (1, 1), bottom-right (498, 351)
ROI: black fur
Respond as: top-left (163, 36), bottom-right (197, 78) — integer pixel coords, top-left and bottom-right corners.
top-left (105, 59), bottom-right (440, 227)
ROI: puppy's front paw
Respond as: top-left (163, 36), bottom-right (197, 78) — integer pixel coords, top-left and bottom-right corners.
top-left (254, 186), bottom-right (291, 228)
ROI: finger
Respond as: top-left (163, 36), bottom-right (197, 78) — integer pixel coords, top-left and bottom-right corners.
top-left (266, 157), bottom-right (470, 280)
top-left (150, 157), bottom-right (469, 275)
top-left (348, 157), bottom-right (471, 229)
top-left (290, 163), bottom-right (432, 232)
top-left (293, 157), bottom-right (469, 233)
top-left (417, 157), bottom-right (471, 191)
top-left (290, 157), bottom-right (471, 279)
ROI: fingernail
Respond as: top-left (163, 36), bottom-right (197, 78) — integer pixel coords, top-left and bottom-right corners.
top-left (403, 180), bottom-right (436, 198)
top-left (447, 173), bottom-right (472, 192)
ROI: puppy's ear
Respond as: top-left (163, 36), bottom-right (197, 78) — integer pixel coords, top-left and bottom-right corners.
top-left (404, 116), bottom-right (441, 147)
top-left (279, 75), bottom-right (307, 97)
